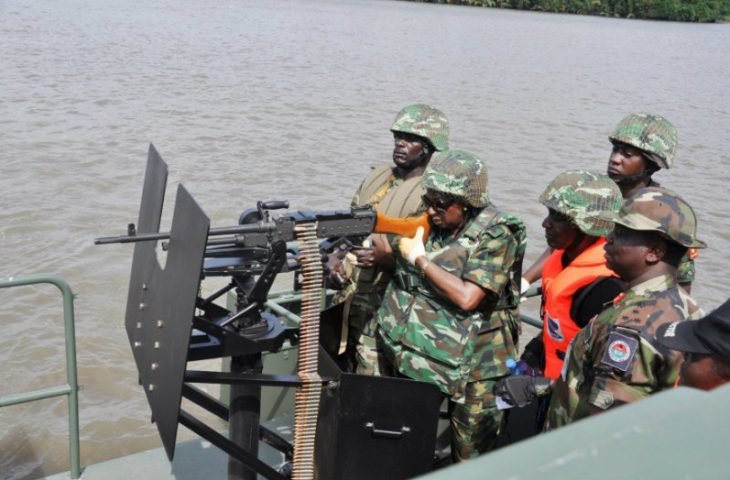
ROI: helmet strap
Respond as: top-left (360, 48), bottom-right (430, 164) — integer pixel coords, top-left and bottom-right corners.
top-left (612, 164), bottom-right (655, 193)
top-left (398, 149), bottom-right (431, 180)
top-left (422, 141), bottom-right (430, 156)
top-left (416, 150), bottom-right (430, 167)
top-left (562, 233), bottom-right (600, 267)
top-left (614, 171), bottom-right (649, 186)
top-left (414, 142), bottom-right (433, 167)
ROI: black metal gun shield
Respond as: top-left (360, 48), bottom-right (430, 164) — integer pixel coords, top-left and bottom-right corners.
top-left (125, 180), bottom-right (210, 460)
top-left (125, 144), bottom-right (167, 354)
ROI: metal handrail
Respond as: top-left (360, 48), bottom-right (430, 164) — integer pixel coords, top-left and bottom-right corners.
top-left (0, 274), bottom-right (81, 479)
top-left (519, 283), bottom-right (544, 329)
top-left (266, 286), bottom-right (545, 329)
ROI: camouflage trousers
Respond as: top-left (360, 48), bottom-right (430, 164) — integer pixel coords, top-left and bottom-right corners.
top-left (332, 276), bottom-right (388, 373)
top-left (450, 378), bottom-right (505, 462)
top-left (336, 301), bottom-right (373, 373)
top-left (354, 332), bottom-right (393, 377)
top-left (332, 290), bottom-right (387, 374)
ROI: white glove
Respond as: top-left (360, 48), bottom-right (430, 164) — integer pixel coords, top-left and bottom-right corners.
top-left (398, 226), bottom-right (426, 266)
top-left (520, 276), bottom-right (531, 294)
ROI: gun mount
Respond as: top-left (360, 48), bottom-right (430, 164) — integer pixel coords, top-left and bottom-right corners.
top-left (96, 145), bottom-right (442, 480)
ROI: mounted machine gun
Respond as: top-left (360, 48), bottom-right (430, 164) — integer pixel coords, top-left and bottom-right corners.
top-left (95, 145), bottom-right (441, 480)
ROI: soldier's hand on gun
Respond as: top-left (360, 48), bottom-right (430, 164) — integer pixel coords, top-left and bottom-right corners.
top-left (326, 249), bottom-right (347, 289)
top-left (355, 236), bottom-right (393, 268)
top-left (398, 226), bottom-right (426, 265)
top-left (495, 376), bottom-right (552, 408)
top-left (354, 246), bottom-right (377, 268)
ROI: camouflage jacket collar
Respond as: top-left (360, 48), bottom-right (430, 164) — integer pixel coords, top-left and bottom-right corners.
top-left (626, 273), bottom-right (676, 299)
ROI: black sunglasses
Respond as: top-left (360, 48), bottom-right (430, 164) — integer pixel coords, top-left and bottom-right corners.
top-left (422, 193), bottom-right (454, 213)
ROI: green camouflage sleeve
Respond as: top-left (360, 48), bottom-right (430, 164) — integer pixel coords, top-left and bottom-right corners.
top-left (462, 223), bottom-right (516, 296)
top-left (587, 331), bottom-right (656, 410)
top-left (677, 252), bottom-right (695, 285)
top-left (588, 335), bottom-right (685, 410)
top-left (587, 303), bottom-right (686, 411)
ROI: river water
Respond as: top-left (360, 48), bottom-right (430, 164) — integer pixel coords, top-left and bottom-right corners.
top-left (1, 0), bottom-right (728, 477)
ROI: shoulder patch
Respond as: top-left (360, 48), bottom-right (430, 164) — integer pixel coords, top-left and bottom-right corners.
top-left (601, 331), bottom-right (639, 372)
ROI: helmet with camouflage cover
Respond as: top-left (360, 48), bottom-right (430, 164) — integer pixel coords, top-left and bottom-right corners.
top-left (609, 113), bottom-right (678, 170)
top-left (600, 187), bottom-right (706, 248)
top-left (391, 104), bottom-right (449, 151)
top-left (539, 170), bottom-right (622, 237)
top-left (422, 150), bottom-right (488, 208)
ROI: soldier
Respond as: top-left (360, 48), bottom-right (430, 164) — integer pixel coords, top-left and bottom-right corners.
top-left (329, 104), bottom-right (449, 373)
top-left (522, 113), bottom-right (697, 292)
top-left (521, 170), bottom-right (624, 380)
top-left (606, 112), bottom-right (697, 291)
top-left (656, 298), bottom-right (730, 391)
top-left (544, 187), bottom-right (705, 429)
top-left (371, 150), bottom-right (526, 461)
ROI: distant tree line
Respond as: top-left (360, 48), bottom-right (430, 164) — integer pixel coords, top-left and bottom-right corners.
top-left (405, 0), bottom-right (730, 21)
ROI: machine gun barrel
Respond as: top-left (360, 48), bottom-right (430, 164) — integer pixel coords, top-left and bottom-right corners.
top-left (94, 222), bottom-right (279, 245)
top-left (94, 205), bottom-right (379, 246)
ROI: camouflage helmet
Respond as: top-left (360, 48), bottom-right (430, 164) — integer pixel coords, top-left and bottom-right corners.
top-left (422, 150), bottom-right (488, 208)
top-left (539, 170), bottom-right (622, 237)
top-left (609, 113), bottom-right (678, 170)
top-left (600, 187), bottom-right (706, 248)
top-left (391, 104), bottom-right (449, 151)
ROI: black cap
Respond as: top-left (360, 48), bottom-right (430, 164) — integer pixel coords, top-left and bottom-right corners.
top-left (656, 298), bottom-right (730, 359)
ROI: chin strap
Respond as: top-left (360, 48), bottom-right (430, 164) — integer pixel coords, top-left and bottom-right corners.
top-left (611, 171), bottom-right (654, 191)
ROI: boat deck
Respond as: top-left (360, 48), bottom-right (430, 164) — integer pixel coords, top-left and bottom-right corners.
top-left (42, 417), bottom-right (290, 480)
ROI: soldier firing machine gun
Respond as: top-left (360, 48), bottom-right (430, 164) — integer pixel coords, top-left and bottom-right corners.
top-left (95, 145), bottom-right (441, 480)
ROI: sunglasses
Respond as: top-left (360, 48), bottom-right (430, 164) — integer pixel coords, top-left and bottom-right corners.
top-left (422, 193), bottom-right (454, 213)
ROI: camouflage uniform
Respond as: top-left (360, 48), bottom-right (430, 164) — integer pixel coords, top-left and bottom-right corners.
top-left (335, 104), bottom-right (449, 374)
top-left (374, 150), bottom-right (527, 460)
top-left (609, 112), bottom-right (696, 285)
top-left (545, 187), bottom-right (706, 429)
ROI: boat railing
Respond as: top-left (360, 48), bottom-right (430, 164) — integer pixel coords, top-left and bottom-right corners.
top-left (265, 286), bottom-right (544, 329)
top-left (520, 283), bottom-right (543, 329)
top-left (0, 274), bottom-right (81, 480)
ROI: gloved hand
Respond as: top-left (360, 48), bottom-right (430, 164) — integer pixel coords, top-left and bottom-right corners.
top-left (520, 276), bottom-right (531, 294)
top-left (495, 376), bottom-right (552, 408)
top-left (519, 276), bottom-right (531, 303)
top-left (398, 226), bottom-right (426, 266)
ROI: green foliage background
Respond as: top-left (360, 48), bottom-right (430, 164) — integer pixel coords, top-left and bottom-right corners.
top-left (408, 0), bottom-right (730, 21)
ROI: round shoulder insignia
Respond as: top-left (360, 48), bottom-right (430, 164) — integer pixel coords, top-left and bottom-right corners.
top-left (608, 339), bottom-right (631, 362)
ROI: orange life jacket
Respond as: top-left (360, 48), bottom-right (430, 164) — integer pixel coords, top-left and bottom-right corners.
top-left (541, 238), bottom-right (616, 379)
